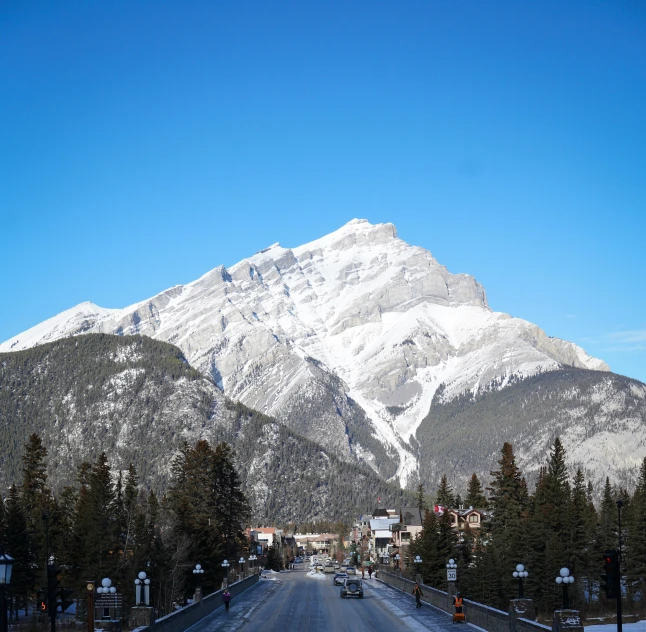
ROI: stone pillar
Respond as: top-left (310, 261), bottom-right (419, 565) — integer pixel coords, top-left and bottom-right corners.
top-left (552, 609), bottom-right (584, 632)
top-left (128, 606), bottom-right (154, 630)
top-left (509, 599), bottom-right (535, 632)
top-left (194, 586), bottom-right (202, 603)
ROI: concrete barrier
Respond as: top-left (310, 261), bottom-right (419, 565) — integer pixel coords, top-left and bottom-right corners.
top-left (134, 573), bottom-right (260, 632)
top-left (376, 570), bottom-right (550, 632)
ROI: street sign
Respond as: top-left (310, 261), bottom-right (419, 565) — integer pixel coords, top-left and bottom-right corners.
top-left (447, 568), bottom-right (457, 582)
top-left (95, 594), bottom-right (124, 607)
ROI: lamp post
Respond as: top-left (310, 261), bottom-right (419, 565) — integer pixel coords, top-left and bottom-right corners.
top-left (96, 578), bottom-right (117, 622)
top-left (192, 564), bottom-right (204, 602)
top-left (513, 564), bottom-right (529, 599)
top-left (134, 571), bottom-right (149, 606)
top-left (221, 560), bottom-right (230, 587)
top-left (239, 557), bottom-right (246, 578)
top-left (249, 555), bottom-right (257, 572)
top-left (414, 555), bottom-right (423, 577)
top-left (0, 550), bottom-right (14, 632)
top-left (85, 581), bottom-right (95, 632)
top-left (394, 553), bottom-right (400, 571)
top-left (555, 568), bottom-right (575, 609)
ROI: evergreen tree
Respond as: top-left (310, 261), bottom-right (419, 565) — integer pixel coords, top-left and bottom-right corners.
top-left (487, 442), bottom-right (528, 608)
top-left (416, 483), bottom-right (426, 510)
top-left (598, 477), bottom-right (617, 552)
top-left (212, 442), bottom-right (250, 558)
top-left (409, 508), bottom-right (439, 585)
top-left (19, 434), bottom-right (50, 569)
top-left (5, 485), bottom-right (35, 619)
top-left (266, 545), bottom-right (282, 571)
top-left (466, 473), bottom-right (488, 508)
top-left (436, 475), bottom-right (455, 508)
top-left (628, 459), bottom-right (646, 602)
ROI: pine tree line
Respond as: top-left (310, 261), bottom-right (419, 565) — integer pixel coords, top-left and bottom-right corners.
top-left (409, 439), bottom-right (646, 618)
top-left (0, 433), bottom-right (250, 622)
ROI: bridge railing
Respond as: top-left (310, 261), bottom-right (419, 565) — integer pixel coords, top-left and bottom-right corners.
top-left (375, 569), bottom-right (550, 632)
top-left (132, 573), bottom-right (260, 632)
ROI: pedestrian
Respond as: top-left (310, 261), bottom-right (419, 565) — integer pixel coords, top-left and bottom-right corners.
top-left (368, 566), bottom-right (373, 579)
top-left (412, 582), bottom-right (423, 608)
top-left (362, 567), bottom-right (365, 579)
top-left (223, 589), bottom-right (231, 612)
top-left (453, 592), bottom-right (463, 614)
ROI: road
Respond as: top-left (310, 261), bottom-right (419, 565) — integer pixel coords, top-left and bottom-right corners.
top-left (189, 563), bottom-right (463, 632)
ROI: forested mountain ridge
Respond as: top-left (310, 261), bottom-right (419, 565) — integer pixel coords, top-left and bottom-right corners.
top-left (0, 334), bottom-right (410, 522)
top-left (415, 367), bottom-right (646, 496)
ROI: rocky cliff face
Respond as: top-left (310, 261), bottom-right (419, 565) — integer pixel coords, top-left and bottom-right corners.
top-left (1, 219), bottom-right (614, 486)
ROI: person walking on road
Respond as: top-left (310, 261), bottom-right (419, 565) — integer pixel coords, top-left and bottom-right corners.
top-left (223, 589), bottom-right (231, 612)
top-left (368, 566), bottom-right (373, 579)
top-left (413, 582), bottom-right (423, 608)
top-left (453, 592), bottom-right (463, 613)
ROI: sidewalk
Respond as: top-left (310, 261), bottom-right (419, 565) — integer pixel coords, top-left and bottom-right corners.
top-left (185, 576), bottom-right (282, 632)
top-left (364, 575), bottom-right (464, 632)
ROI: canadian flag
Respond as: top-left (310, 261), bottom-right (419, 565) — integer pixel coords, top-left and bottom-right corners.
top-left (434, 504), bottom-right (445, 514)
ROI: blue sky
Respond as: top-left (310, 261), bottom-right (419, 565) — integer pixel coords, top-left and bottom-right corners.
top-left (1, 0), bottom-right (645, 382)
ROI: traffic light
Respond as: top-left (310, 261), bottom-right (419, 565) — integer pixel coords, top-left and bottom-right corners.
top-left (58, 588), bottom-right (74, 613)
top-left (47, 564), bottom-right (61, 615)
top-left (37, 590), bottom-right (47, 613)
top-left (601, 550), bottom-right (619, 599)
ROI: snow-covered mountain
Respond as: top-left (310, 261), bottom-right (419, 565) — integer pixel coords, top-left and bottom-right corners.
top-left (2, 219), bottom-right (613, 485)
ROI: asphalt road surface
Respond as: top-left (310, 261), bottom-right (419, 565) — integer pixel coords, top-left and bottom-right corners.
top-left (239, 565), bottom-right (458, 632)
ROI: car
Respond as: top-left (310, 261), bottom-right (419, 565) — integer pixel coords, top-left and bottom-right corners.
top-left (334, 572), bottom-right (348, 586)
top-left (346, 566), bottom-right (356, 575)
top-left (340, 578), bottom-right (363, 599)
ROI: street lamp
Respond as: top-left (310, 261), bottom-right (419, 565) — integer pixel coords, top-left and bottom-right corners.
top-left (414, 555), bottom-right (423, 575)
top-left (192, 564), bottom-right (204, 600)
top-left (394, 553), bottom-right (400, 570)
top-left (249, 555), bottom-right (257, 572)
top-left (134, 571), bottom-right (149, 606)
top-left (96, 577), bottom-right (117, 594)
top-left (555, 568), bottom-right (575, 609)
top-left (513, 564), bottom-right (529, 599)
top-left (446, 559), bottom-right (457, 570)
top-left (0, 550), bottom-right (14, 632)
top-left (221, 559), bottom-right (230, 585)
top-left (239, 557), bottom-right (246, 577)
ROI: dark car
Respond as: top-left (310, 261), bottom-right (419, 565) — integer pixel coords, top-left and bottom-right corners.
top-left (334, 572), bottom-right (348, 586)
top-left (341, 578), bottom-right (363, 598)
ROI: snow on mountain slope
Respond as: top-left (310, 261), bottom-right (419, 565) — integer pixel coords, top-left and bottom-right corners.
top-left (1, 219), bottom-right (609, 484)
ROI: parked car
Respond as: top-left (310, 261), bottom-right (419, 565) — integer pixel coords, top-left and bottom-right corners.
top-left (341, 578), bottom-right (363, 599)
top-left (334, 572), bottom-right (348, 586)
top-left (346, 566), bottom-right (356, 575)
